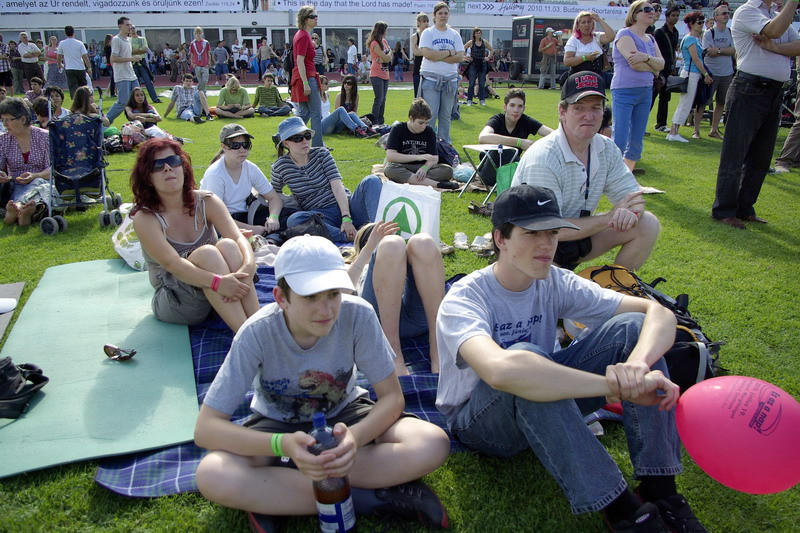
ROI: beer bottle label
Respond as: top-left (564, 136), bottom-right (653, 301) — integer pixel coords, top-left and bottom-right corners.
top-left (316, 496), bottom-right (356, 532)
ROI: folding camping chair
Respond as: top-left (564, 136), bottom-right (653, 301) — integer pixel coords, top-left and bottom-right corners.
top-left (459, 144), bottom-right (519, 204)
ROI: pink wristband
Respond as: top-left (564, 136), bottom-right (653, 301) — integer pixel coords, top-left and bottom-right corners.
top-left (211, 275), bottom-right (221, 292)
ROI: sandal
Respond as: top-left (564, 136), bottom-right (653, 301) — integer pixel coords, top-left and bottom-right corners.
top-left (708, 131), bottom-right (723, 139)
top-left (692, 132), bottom-right (701, 139)
top-left (468, 201), bottom-right (493, 217)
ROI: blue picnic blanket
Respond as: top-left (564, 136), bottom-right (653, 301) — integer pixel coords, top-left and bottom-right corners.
top-left (94, 266), bottom-right (465, 497)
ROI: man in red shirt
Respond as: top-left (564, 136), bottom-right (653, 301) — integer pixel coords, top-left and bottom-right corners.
top-left (538, 28), bottom-right (560, 90)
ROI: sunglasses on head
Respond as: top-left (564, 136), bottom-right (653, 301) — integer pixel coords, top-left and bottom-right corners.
top-left (153, 154), bottom-right (182, 171)
top-left (225, 139), bottom-right (252, 150)
top-left (286, 131), bottom-right (312, 143)
top-left (641, 6), bottom-right (655, 13)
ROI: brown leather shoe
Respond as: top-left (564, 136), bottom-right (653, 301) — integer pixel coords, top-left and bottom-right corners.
top-left (715, 216), bottom-right (746, 229)
top-left (739, 215), bottom-right (768, 224)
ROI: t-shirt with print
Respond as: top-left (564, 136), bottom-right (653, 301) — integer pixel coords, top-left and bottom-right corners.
top-left (419, 26), bottom-right (464, 77)
top-left (701, 26), bottom-right (735, 77)
top-left (200, 158), bottom-right (273, 214)
top-left (203, 295), bottom-right (396, 423)
top-left (486, 113), bottom-right (544, 140)
top-left (111, 35), bottom-right (136, 82)
top-left (386, 122), bottom-right (437, 158)
top-left (435, 265), bottom-right (622, 425)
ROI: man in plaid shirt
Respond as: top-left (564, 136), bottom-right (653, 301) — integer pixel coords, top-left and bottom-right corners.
top-left (164, 73), bottom-right (214, 123)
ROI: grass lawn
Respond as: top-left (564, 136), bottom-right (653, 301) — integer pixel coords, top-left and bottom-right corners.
top-left (1, 84), bottom-right (798, 532)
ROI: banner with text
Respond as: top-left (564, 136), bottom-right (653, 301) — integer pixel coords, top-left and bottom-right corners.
top-left (0, 0), bottom-right (240, 12)
top-left (272, 0), bottom-right (436, 12)
top-left (465, 2), bottom-right (629, 18)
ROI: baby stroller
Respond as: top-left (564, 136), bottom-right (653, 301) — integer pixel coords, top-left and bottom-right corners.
top-left (40, 96), bottom-right (122, 235)
top-left (780, 75), bottom-right (797, 128)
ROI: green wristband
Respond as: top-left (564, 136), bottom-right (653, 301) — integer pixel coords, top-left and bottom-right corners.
top-left (516, 138), bottom-right (522, 149)
top-left (342, 216), bottom-right (353, 223)
top-left (271, 433), bottom-right (284, 457)
top-left (268, 214), bottom-right (279, 220)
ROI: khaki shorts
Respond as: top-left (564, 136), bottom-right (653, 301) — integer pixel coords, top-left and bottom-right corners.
top-left (245, 396), bottom-right (416, 435)
top-left (151, 273), bottom-right (212, 326)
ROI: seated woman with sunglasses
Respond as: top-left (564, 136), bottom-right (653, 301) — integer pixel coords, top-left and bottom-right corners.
top-left (200, 123), bottom-right (285, 238)
top-left (318, 75), bottom-right (377, 138)
top-left (348, 220), bottom-right (446, 376)
top-left (271, 116), bottom-right (381, 243)
top-left (131, 138), bottom-right (258, 333)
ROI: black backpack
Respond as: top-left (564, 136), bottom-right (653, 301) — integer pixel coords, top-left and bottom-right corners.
top-left (575, 264), bottom-right (725, 392)
top-left (0, 357), bottom-right (49, 419)
top-left (280, 213), bottom-right (332, 242)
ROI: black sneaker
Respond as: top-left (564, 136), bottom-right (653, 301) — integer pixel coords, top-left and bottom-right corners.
top-left (607, 502), bottom-right (669, 533)
top-left (192, 116), bottom-right (204, 124)
top-left (373, 480), bottom-right (449, 529)
top-left (649, 494), bottom-right (707, 533)
top-left (247, 511), bottom-right (280, 533)
top-left (435, 181), bottom-right (460, 190)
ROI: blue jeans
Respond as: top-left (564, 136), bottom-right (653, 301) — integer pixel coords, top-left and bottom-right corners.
top-left (712, 75), bottom-right (783, 219)
top-left (420, 76), bottom-right (458, 144)
top-left (347, 63), bottom-right (356, 75)
top-left (259, 59), bottom-right (269, 78)
top-left (370, 76), bottom-right (389, 125)
top-left (286, 175), bottom-right (383, 242)
top-left (134, 63), bottom-right (159, 101)
top-left (178, 92), bottom-right (203, 120)
top-left (451, 313), bottom-right (682, 514)
top-left (321, 107), bottom-right (368, 135)
top-left (297, 77), bottom-right (324, 147)
top-left (611, 86), bottom-right (652, 162)
top-left (107, 79), bottom-right (139, 124)
top-left (467, 62), bottom-right (487, 102)
top-left (361, 256), bottom-right (428, 338)
top-left (257, 105), bottom-right (291, 117)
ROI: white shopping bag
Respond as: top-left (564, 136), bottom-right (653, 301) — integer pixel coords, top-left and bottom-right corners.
top-left (375, 181), bottom-right (441, 243)
top-left (112, 213), bottom-right (148, 271)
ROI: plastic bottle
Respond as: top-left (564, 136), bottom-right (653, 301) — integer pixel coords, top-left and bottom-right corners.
top-left (308, 412), bottom-right (356, 533)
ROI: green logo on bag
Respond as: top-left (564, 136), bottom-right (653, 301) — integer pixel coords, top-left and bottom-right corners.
top-left (382, 197), bottom-right (422, 238)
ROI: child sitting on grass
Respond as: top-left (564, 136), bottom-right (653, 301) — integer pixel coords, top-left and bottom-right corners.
top-left (253, 73), bottom-right (292, 117)
top-left (194, 235), bottom-right (451, 531)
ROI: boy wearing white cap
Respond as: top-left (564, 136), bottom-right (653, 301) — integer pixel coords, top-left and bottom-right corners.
top-left (194, 235), bottom-right (450, 531)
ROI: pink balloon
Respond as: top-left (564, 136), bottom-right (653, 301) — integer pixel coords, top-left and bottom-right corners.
top-left (676, 376), bottom-right (800, 494)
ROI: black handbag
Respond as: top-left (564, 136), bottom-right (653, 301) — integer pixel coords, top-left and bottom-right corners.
top-left (0, 357), bottom-right (49, 419)
top-left (666, 74), bottom-right (689, 93)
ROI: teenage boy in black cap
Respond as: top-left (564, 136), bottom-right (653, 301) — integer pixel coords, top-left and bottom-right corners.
top-left (435, 184), bottom-right (707, 533)
top-left (513, 71), bottom-right (660, 272)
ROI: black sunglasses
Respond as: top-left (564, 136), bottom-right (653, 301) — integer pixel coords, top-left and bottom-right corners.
top-left (225, 139), bottom-right (252, 150)
top-left (344, 80), bottom-right (354, 85)
top-left (286, 131), bottom-right (312, 143)
top-left (153, 154), bottom-right (182, 171)
top-left (307, 14), bottom-right (318, 19)
top-left (640, 6), bottom-right (655, 13)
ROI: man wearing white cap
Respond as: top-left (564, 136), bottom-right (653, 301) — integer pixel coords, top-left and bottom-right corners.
top-left (513, 71), bottom-right (660, 271)
top-left (194, 235), bottom-right (450, 531)
top-left (538, 27), bottom-right (560, 90)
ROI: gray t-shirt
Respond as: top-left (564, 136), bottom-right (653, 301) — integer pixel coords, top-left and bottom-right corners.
top-left (204, 295), bottom-right (396, 424)
top-left (213, 46), bottom-right (229, 66)
top-left (435, 265), bottom-right (623, 424)
top-left (702, 26), bottom-right (735, 77)
top-left (111, 35), bottom-right (136, 82)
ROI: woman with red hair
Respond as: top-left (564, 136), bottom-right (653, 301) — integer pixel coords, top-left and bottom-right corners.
top-left (130, 137), bottom-right (258, 333)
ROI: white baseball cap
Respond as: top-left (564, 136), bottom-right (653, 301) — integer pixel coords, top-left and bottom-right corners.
top-left (274, 236), bottom-right (354, 296)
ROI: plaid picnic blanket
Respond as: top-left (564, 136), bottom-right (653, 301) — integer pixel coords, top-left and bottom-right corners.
top-left (94, 267), bottom-right (466, 498)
